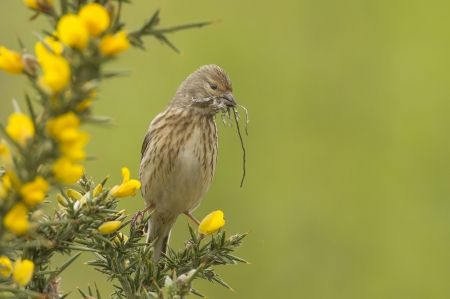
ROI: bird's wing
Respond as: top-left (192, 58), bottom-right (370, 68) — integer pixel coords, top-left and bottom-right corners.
top-left (141, 130), bottom-right (152, 161)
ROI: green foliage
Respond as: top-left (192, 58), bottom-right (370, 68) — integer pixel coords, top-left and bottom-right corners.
top-left (78, 185), bottom-right (249, 298)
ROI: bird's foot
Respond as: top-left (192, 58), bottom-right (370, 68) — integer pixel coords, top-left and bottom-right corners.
top-left (184, 212), bottom-right (201, 226)
top-left (131, 204), bottom-right (155, 233)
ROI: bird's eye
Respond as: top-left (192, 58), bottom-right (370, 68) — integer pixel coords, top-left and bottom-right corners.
top-left (210, 83), bottom-right (217, 90)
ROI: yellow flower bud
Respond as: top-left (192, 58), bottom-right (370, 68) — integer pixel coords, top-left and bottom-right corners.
top-left (3, 202), bottom-right (29, 235)
top-left (98, 221), bottom-right (122, 234)
top-left (198, 210), bottom-right (226, 236)
top-left (24, 0), bottom-right (53, 9)
top-left (2, 174), bottom-right (11, 189)
top-left (24, 0), bottom-right (38, 9)
top-left (76, 98), bottom-right (93, 112)
top-left (57, 194), bottom-right (69, 206)
top-left (19, 176), bottom-right (50, 206)
top-left (0, 46), bottom-right (24, 74)
top-left (76, 90), bottom-right (96, 112)
top-left (99, 31), bottom-right (130, 56)
top-left (38, 54), bottom-right (71, 94)
top-left (113, 232), bottom-right (128, 244)
top-left (79, 3), bottom-right (110, 37)
top-left (0, 139), bottom-right (13, 169)
top-left (13, 258), bottom-right (34, 286)
top-left (110, 168), bottom-right (141, 198)
top-left (93, 184), bottom-right (103, 197)
top-left (66, 188), bottom-right (83, 200)
top-left (52, 157), bottom-right (83, 184)
top-left (5, 113), bottom-right (35, 147)
top-left (31, 209), bottom-right (44, 221)
top-left (72, 194), bottom-right (88, 212)
top-left (0, 255), bottom-right (13, 277)
top-left (0, 174), bottom-right (11, 200)
top-left (116, 209), bottom-right (127, 217)
top-left (57, 14), bottom-right (89, 50)
top-left (0, 181), bottom-right (7, 199)
top-left (7, 171), bottom-right (22, 191)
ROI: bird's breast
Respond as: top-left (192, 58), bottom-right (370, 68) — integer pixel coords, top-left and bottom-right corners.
top-left (140, 109), bottom-right (218, 215)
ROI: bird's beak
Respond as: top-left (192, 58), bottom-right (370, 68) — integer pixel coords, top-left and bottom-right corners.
top-left (222, 92), bottom-right (237, 107)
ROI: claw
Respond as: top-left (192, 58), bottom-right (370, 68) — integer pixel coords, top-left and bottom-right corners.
top-left (130, 210), bottom-right (144, 232)
top-left (130, 204), bottom-right (154, 233)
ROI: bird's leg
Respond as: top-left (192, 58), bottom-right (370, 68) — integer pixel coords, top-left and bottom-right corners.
top-left (142, 204), bottom-right (155, 214)
top-left (131, 204), bottom-right (155, 232)
top-left (184, 212), bottom-right (201, 226)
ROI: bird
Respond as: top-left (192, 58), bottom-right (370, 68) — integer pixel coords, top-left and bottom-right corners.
top-left (139, 64), bottom-right (237, 260)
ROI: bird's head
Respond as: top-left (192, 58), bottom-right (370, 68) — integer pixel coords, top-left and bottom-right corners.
top-left (171, 64), bottom-right (237, 114)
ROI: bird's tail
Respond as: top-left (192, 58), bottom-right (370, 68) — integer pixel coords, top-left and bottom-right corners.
top-left (147, 230), bottom-right (171, 260)
top-left (146, 213), bottom-right (176, 260)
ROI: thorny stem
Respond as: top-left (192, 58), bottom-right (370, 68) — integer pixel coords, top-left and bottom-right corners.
top-left (117, 276), bottom-right (135, 299)
top-left (109, 248), bottom-right (136, 299)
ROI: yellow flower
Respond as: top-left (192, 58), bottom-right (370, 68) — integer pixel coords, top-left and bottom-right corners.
top-left (99, 31), bottom-right (130, 56)
top-left (79, 3), bottom-right (110, 37)
top-left (110, 168), bottom-right (141, 198)
top-left (198, 210), bottom-right (226, 236)
top-left (0, 256), bottom-right (13, 277)
top-left (0, 139), bottom-right (13, 169)
top-left (19, 176), bottom-right (50, 207)
top-left (0, 175), bottom-right (9, 198)
top-left (93, 184), bottom-right (103, 197)
top-left (52, 157), bottom-right (83, 184)
top-left (76, 98), bottom-right (93, 111)
top-left (113, 232), bottom-right (128, 244)
top-left (98, 221), bottom-right (122, 234)
top-left (47, 113), bottom-right (88, 161)
top-left (57, 14), bottom-right (89, 50)
top-left (46, 112), bottom-right (88, 161)
top-left (0, 186), bottom-right (5, 199)
top-left (24, 0), bottom-right (53, 9)
top-left (46, 112), bottom-right (81, 142)
top-left (13, 258), bottom-right (34, 286)
top-left (3, 202), bottom-right (29, 235)
top-left (5, 113), bottom-right (35, 146)
top-left (7, 171), bottom-right (22, 190)
top-left (76, 90), bottom-right (96, 112)
top-left (35, 37), bottom-right (63, 59)
top-left (24, 0), bottom-right (38, 9)
top-left (2, 174), bottom-right (12, 190)
top-left (0, 46), bottom-right (24, 74)
top-left (38, 54), bottom-right (71, 93)
top-left (60, 131), bottom-right (89, 161)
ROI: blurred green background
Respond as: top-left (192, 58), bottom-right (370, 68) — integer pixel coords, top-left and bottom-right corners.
top-left (2, 0), bottom-right (450, 298)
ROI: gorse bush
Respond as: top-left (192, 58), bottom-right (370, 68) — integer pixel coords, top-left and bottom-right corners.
top-left (0, 1), bottom-right (248, 298)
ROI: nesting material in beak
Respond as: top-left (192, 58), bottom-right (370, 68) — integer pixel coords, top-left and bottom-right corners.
top-left (222, 92), bottom-right (237, 107)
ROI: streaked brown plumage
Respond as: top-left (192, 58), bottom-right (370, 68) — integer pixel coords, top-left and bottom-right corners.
top-left (140, 65), bottom-right (236, 259)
